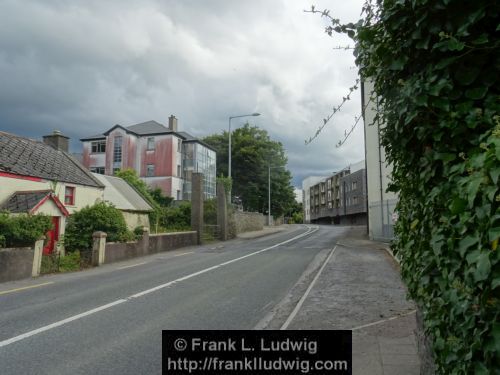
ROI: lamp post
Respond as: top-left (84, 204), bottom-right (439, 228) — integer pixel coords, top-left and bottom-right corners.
top-left (228, 112), bottom-right (260, 200)
top-left (268, 164), bottom-right (283, 226)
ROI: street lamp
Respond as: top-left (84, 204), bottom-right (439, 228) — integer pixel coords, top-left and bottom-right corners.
top-left (228, 112), bottom-right (260, 200)
top-left (268, 164), bottom-right (283, 226)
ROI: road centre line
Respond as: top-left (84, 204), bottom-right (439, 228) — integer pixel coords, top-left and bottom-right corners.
top-left (0, 225), bottom-right (318, 348)
top-left (280, 245), bottom-right (338, 330)
top-left (0, 282), bottom-right (54, 296)
top-left (173, 252), bottom-right (194, 257)
top-left (117, 262), bottom-right (148, 270)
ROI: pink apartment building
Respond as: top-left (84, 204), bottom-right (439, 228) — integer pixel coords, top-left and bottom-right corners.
top-left (81, 116), bottom-right (216, 200)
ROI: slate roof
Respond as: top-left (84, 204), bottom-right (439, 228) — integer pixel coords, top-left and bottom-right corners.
top-left (0, 132), bottom-right (103, 188)
top-left (126, 120), bottom-right (169, 135)
top-left (80, 121), bottom-right (216, 151)
top-left (0, 190), bottom-right (51, 213)
top-left (92, 173), bottom-right (153, 212)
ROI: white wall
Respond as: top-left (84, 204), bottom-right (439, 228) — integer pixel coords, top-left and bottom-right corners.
top-left (0, 175), bottom-right (103, 215)
top-left (363, 80), bottom-right (398, 240)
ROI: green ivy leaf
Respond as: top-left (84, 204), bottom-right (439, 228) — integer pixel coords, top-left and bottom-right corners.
top-left (467, 175), bottom-right (482, 206)
top-left (450, 198), bottom-right (467, 214)
top-left (489, 227), bottom-right (500, 243)
top-left (486, 323), bottom-right (500, 353)
top-left (458, 236), bottom-right (479, 257)
top-left (488, 168), bottom-right (500, 184)
top-left (465, 87), bottom-right (488, 100)
top-left (474, 253), bottom-right (491, 282)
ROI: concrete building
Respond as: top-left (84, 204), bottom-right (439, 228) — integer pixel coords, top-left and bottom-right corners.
top-left (81, 116), bottom-right (216, 200)
top-left (305, 161), bottom-right (367, 225)
top-left (362, 80), bottom-right (398, 241)
top-left (302, 176), bottom-right (327, 223)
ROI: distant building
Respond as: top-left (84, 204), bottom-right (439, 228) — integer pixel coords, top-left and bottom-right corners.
top-left (80, 116), bottom-right (216, 200)
top-left (293, 188), bottom-right (302, 204)
top-left (302, 176), bottom-right (327, 223)
top-left (304, 161), bottom-right (367, 225)
top-left (362, 80), bottom-right (398, 241)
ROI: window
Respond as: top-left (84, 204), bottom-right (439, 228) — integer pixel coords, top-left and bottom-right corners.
top-left (177, 165), bottom-right (181, 177)
top-left (352, 181), bottom-right (357, 190)
top-left (113, 167), bottom-right (120, 175)
top-left (353, 196), bottom-right (359, 204)
top-left (147, 137), bottom-right (155, 151)
top-left (177, 190), bottom-right (181, 200)
top-left (64, 186), bottom-right (75, 205)
top-left (177, 139), bottom-right (182, 152)
top-left (90, 167), bottom-right (105, 174)
top-left (91, 140), bottom-right (106, 153)
top-left (113, 136), bottom-right (122, 163)
top-left (146, 164), bottom-right (155, 177)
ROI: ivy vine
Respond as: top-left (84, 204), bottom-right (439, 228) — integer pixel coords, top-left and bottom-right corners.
top-left (314, 0), bottom-right (500, 372)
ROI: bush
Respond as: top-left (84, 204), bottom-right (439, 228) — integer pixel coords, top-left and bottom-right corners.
top-left (0, 211), bottom-right (52, 248)
top-left (65, 202), bottom-right (131, 251)
top-left (160, 202), bottom-right (191, 231)
top-left (204, 198), bottom-right (217, 225)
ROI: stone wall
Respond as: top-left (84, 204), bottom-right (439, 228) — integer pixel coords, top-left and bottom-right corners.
top-left (233, 211), bottom-right (265, 234)
top-left (103, 231), bottom-right (197, 264)
top-left (0, 247), bottom-right (34, 283)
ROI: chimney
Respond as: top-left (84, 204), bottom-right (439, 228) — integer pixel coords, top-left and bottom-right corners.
top-left (168, 115), bottom-right (178, 132)
top-left (43, 130), bottom-right (69, 152)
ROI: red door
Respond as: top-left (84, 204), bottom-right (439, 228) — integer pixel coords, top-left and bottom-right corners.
top-left (43, 217), bottom-right (60, 255)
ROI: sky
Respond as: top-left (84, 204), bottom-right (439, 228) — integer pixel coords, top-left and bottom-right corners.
top-left (0, 0), bottom-right (366, 187)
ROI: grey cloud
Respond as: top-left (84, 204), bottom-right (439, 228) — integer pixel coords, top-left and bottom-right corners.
top-left (0, 0), bottom-right (365, 187)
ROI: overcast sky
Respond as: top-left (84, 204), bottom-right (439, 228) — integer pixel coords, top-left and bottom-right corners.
top-left (0, 0), bottom-right (365, 187)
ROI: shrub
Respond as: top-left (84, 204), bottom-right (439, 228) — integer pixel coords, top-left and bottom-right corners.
top-left (160, 202), bottom-right (191, 231)
top-left (65, 202), bottom-right (131, 251)
top-left (0, 211), bottom-right (52, 248)
top-left (204, 198), bottom-right (217, 225)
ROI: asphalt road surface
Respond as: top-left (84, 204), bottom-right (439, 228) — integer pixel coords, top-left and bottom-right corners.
top-left (0, 224), bottom-right (349, 374)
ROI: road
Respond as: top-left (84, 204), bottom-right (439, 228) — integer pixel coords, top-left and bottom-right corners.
top-left (0, 224), bottom-right (349, 374)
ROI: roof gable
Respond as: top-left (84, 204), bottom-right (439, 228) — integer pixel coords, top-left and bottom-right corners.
top-left (91, 173), bottom-right (153, 212)
top-left (0, 190), bottom-right (69, 216)
top-left (0, 131), bottom-right (103, 188)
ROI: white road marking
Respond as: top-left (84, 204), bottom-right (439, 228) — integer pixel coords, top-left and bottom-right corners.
top-left (280, 244), bottom-right (337, 330)
top-left (350, 310), bottom-right (417, 331)
top-left (117, 262), bottom-right (148, 270)
top-left (0, 225), bottom-right (318, 348)
top-left (0, 300), bottom-right (126, 348)
top-left (173, 252), bottom-right (194, 257)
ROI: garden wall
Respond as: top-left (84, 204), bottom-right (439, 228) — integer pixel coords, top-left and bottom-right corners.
top-left (0, 247), bottom-right (34, 283)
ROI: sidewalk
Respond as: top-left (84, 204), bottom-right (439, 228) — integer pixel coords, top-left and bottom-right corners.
top-left (265, 226), bottom-right (420, 375)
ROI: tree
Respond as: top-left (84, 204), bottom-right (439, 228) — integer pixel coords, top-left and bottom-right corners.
top-left (203, 124), bottom-right (296, 217)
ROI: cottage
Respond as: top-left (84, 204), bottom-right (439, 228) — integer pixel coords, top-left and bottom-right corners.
top-left (0, 131), bottom-right (104, 253)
